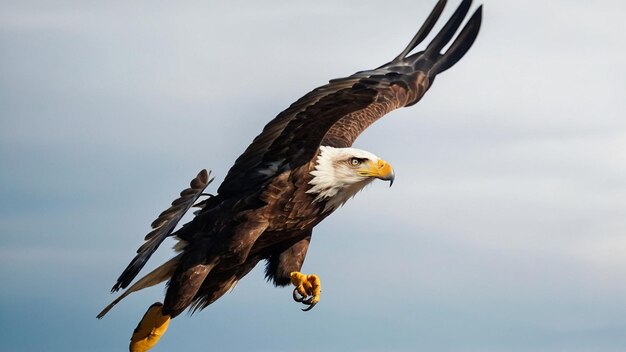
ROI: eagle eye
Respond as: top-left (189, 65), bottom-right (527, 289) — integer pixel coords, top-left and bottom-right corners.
top-left (350, 158), bottom-right (362, 166)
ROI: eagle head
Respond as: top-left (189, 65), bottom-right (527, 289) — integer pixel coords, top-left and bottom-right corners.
top-left (307, 146), bottom-right (395, 210)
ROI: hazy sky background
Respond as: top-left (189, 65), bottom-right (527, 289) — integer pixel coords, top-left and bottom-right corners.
top-left (1, 0), bottom-right (625, 351)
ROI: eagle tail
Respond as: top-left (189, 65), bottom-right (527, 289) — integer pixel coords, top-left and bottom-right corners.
top-left (97, 254), bottom-right (181, 319)
top-left (111, 169), bottom-right (213, 292)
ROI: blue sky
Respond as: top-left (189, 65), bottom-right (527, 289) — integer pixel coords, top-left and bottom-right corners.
top-left (1, 0), bottom-right (625, 351)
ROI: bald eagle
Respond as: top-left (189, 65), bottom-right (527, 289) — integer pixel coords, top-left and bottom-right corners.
top-left (98, 1), bottom-right (482, 350)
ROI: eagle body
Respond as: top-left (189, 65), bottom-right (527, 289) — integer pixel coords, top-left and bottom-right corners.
top-left (98, 1), bottom-right (483, 349)
top-left (165, 147), bottom-right (390, 314)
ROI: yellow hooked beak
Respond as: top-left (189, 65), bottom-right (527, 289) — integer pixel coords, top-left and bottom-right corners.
top-left (361, 159), bottom-right (395, 186)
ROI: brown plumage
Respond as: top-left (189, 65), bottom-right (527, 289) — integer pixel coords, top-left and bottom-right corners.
top-left (99, 0), bottom-right (482, 325)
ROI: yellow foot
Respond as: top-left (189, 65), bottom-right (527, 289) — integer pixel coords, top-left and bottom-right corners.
top-left (129, 302), bottom-right (171, 352)
top-left (290, 272), bottom-right (321, 311)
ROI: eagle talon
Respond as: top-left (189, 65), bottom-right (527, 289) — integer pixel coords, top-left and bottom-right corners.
top-left (289, 271), bottom-right (321, 311)
top-left (302, 302), bottom-right (317, 312)
top-left (292, 288), bottom-right (305, 302)
top-left (300, 295), bottom-right (319, 311)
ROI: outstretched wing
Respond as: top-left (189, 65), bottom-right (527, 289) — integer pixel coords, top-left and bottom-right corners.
top-left (324, 0), bottom-right (482, 148)
top-left (217, 0), bottom-right (482, 197)
top-left (111, 169), bottom-right (214, 292)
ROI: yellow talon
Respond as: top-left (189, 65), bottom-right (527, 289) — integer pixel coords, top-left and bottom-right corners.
top-left (130, 302), bottom-right (171, 352)
top-left (290, 272), bottom-right (321, 311)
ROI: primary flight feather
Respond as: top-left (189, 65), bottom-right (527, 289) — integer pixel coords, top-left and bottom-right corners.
top-left (98, 1), bottom-right (482, 351)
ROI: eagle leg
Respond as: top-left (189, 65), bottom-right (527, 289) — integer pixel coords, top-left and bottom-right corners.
top-left (290, 272), bottom-right (321, 311)
top-left (129, 302), bottom-right (171, 352)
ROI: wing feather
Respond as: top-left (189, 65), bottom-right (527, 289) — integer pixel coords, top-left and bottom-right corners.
top-left (323, 1), bottom-right (482, 147)
top-left (111, 169), bottom-right (213, 292)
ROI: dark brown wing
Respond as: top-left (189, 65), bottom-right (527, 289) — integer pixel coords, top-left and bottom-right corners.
top-left (324, 0), bottom-right (482, 147)
top-left (217, 79), bottom-right (378, 196)
top-left (111, 169), bottom-right (214, 292)
top-left (217, 0), bottom-right (482, 196)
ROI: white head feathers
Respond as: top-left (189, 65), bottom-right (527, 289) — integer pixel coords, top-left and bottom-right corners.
top-left (307, 146), bottom-right (381, 211)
